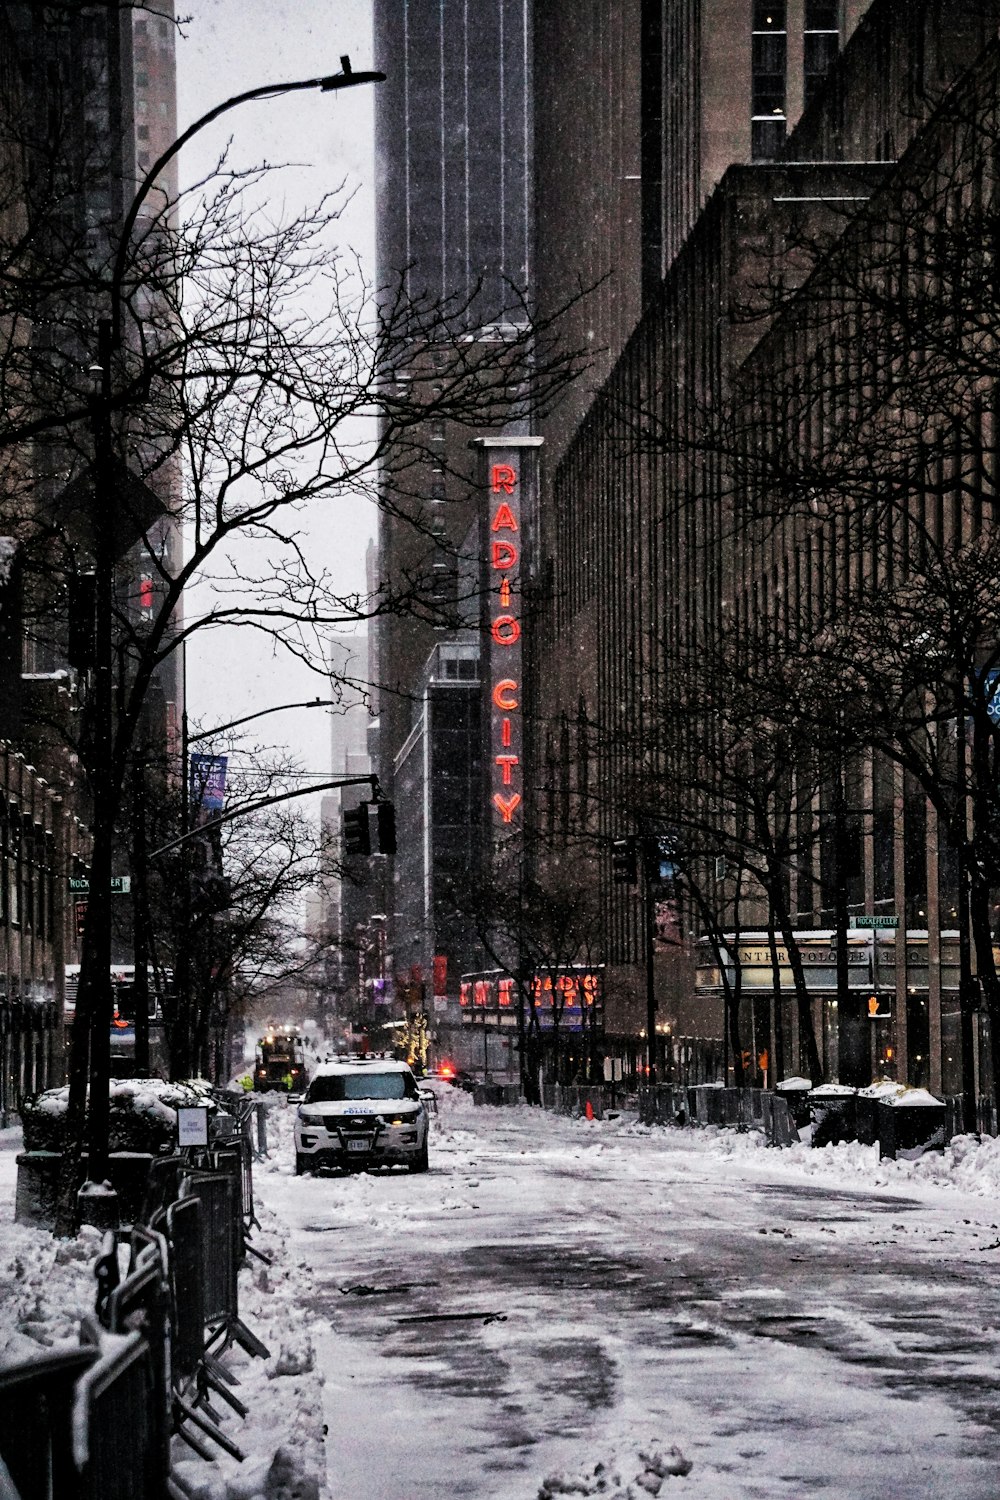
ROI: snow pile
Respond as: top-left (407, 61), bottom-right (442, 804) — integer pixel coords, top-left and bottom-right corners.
top-left (695, 1113), bottom-right (1000, 1199)
top-left (0, 1207), bottom-right (102, 1367)
top-left (879, 1086), bottom-right (941, 1108)
top-left (169, 1175), bottom-right (329, 1500)
top-left (538, 1443), bottom-right (693, 1498)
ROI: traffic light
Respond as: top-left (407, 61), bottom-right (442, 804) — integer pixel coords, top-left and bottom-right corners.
top-left (374, 800), bottom-right (397, 855)
top-left (343, 802), bottom-right (371, 856)
top-left (612, 837), bottom-right (637, 885)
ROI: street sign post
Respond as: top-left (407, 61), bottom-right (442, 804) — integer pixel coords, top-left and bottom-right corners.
top-left (853, 915), bottom-right (898, 928)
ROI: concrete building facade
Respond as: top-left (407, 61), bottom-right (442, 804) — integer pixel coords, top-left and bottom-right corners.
top-left (529, 0), bottom-right (1000, 1095)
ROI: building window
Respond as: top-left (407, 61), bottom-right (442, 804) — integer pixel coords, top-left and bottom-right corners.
top-left (752, 0), bottom-right (786, 161)
top-left (804, 0), bottom-right (840, 109)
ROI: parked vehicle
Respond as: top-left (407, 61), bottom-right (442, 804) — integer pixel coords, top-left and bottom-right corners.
top-left (294, 1059), bottom-right (429, 1175)
top-left (65, 964), bottom-right (171, 1076)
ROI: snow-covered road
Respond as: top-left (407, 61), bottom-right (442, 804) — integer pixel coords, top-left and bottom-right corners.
top-left (256, 1087), bottom-right (1000, 1499)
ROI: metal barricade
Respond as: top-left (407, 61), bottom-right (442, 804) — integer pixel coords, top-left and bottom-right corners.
top-left (762, 1093), bottom-right (799, 1147)
top-left (165, 1196), bottom-right (205, 1384)
top-left (73, 1319), bottom-right (158, 1500)
top-left (180, 1171), bottom-right (238, 1328)
top-left (137, 1155), bottom-right (188, 1228)
top-left (106, 1234), bottom-right (172, 1493)
top-left (0, 1345), bottom-right (97, 1500)
top-left (212, 1144), bottom-right (253, 1244)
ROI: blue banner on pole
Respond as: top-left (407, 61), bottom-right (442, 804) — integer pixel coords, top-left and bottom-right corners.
top-left (190, 753), bottom-right (227, 816)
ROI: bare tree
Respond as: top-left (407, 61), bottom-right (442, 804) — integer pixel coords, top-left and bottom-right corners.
top-left (1, 46), bottom-right (590, 1222)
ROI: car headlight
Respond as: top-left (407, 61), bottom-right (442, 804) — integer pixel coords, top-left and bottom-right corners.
top-left (298, 1109), bottom-right (324, 1126)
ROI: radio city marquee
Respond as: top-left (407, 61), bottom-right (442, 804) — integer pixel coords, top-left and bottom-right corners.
top-left (471, 436), bottom-right (543, 844)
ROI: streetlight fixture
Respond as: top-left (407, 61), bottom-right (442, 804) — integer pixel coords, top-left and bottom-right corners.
top-left (69, 58), bottom-right (384, 1219)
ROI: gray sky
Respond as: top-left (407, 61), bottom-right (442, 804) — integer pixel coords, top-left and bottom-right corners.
top-left (175, 0), bottom-right (376, 800)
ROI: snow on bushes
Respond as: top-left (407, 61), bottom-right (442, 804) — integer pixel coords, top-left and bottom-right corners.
top-left (21, 1078), bottom-right (220, 1154)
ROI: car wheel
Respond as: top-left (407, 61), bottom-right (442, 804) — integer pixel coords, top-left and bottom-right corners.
top-left (409, 1141), bottom-right (429, 1173)
top-left (294, 1152), bottom-right (309, 1176)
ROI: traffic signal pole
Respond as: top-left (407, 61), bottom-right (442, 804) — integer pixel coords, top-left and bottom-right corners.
top-left (148, 775), bottom-right (380, 861)
top-left (644, 875), bottom-right (657, 1083)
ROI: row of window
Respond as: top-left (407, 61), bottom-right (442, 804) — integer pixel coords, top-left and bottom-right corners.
top-left (0, 813), bottom-right (57, 941)
top-left (752, 0), bottom-right (841, 161)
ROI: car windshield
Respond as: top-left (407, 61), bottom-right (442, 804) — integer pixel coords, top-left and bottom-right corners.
top-left (306, 1071), bottom-right (416, 1103)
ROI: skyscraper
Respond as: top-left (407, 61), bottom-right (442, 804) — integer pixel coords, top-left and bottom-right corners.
top-left (371, 0), bottom-right (536, 1029)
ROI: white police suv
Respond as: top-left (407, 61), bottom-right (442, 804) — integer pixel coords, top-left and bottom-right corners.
top-left (293, 1059), bottom-right (430, 1175)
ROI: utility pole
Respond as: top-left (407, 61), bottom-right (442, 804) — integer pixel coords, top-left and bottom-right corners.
top-left (644, 874), bottom-right (657, 1083)
top-left (130, 753), bottom-right (149, 1074)
top-left (957, 673), bottom-right (979, 1134)
top-left (84, 315), bottom-right (117, 1188)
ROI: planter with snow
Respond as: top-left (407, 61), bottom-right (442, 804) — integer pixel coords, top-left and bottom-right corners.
top-left (877, 1089), bottom-right (946, 1160)
top-left (775, 1076), bottom-right (813, 1128)
top-left (808, 1083), bottom-right (857, 1145)
top-left (856, 1079), bottom-right (907, 1145)
top-left (15, 1150), bottom-right (155, 1229)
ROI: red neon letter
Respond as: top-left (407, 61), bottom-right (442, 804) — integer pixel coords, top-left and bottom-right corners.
top-left (492, 540), bottom-right (518, 570)
top-left (493, 792), bottom-right (522, 822)
top-left (501, 718), bottom-right (511, 747)
top-left (493, 680), bottom-right (519, 710)
top-left (495, 754), bottom-right (519, 785)
top-left (491, 464), bottom-right (517, 494)
top-left (492, 615), bottom-right (520, 646)
top-left (499, 578), bottom-right (511, 607)
top-left (491, 502), bottom-right (518, 533)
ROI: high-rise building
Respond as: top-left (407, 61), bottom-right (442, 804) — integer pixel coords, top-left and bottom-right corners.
top-left (533, 1), bottom-right (868, 469)
top-left (0, 0), bottom-right (182, 1111)
top-left (371, 0), bottom-right (536, 1029)
top-left (312, 633), bottom-right (373, 1030)
top-left (530, 0), bottom-right (1000, 1094)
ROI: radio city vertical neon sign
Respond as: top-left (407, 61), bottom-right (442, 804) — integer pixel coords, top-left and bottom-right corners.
top-left (473, 435), bottom-right (541, 843)
top-left (490, 461), bottom-right (522, 826)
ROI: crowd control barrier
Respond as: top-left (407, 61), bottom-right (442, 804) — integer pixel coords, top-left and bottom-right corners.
top-left (0, 1096), bottom-right (272, 1499)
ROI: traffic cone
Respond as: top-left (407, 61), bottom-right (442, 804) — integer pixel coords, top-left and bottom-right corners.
top-left (585, 1099), bottom-right (594, 1121)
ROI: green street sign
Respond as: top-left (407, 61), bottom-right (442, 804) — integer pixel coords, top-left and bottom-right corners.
top-left (854, 915), bottom-right (898, 929)
top-left (68, 876), bottom-right (131, 895)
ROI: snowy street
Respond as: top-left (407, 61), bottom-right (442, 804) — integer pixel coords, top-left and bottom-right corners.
top-left (257, 1085), bottom-right (1000, 1500)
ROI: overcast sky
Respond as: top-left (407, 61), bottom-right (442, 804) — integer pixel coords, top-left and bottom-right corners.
top-left (174, 0), bottom-right (376, 801)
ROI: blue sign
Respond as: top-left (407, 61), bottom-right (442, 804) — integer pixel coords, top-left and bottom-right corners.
top-left (189, 753), bottom-right (227, 814)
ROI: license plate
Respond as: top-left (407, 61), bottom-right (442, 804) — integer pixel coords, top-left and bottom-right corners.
top-left (347, 1138), bottom-right (371, 1153)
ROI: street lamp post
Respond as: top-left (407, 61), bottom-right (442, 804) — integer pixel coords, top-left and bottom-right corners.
top-left (68, 57), bottom-right (384, 1220)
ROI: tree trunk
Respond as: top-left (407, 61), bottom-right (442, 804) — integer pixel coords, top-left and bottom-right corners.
top-left (969, 872), bottom-right (1000, 1119)
top-left (775, 909), bottom-right (822, 1084)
